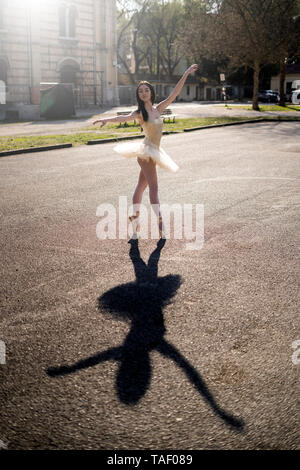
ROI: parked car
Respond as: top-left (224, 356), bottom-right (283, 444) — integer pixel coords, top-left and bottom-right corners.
top-left (258, 90), bottom-right (280, 103)
top-left (285, 91), bottom-right (293, 103)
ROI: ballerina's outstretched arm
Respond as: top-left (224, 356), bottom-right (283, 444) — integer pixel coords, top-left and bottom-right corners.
top-left (46, 346), bottom-right (122, 377)
top-left (156, 64), bottom-right (199, 114)
top-left (92, 110), bottom-right (140, 128)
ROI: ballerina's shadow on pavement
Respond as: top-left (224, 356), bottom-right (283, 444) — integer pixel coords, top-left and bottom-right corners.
top-left (47, 237), bottom-right (244, 431)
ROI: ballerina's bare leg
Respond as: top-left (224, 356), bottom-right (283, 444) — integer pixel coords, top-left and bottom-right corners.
top-left (132, 168), bottom-right (148, 210)
top-left (137, 157), bottom-right (165, 237)
top-left (129, 168), bottom-right (148, 232)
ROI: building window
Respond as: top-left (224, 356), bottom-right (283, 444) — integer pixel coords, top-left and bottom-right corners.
top-left (69, 5), bottom-right (76, 38)
top-left (0, 59), bottom-right (7, 83)
top-left (59, 4), bottom-right (66, 36)
top-left (206, 87), bottom-right (211, 100)
top-left (0, 0), bottom-right (4, 30)
top-left (187, 85), bottom-right (190, 96)
top-left (286, 82), bottom-right (292, 93)
top-left (59, 3), bottom-right (77, 38)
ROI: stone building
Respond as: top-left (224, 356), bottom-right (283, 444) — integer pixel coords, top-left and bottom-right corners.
top-left (118, 48), bottom-right (201, 106)
top-left (0, 0), bottom-right (119, 120)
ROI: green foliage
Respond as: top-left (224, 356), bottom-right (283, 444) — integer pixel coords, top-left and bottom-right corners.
top-left (117, 0), bottom-right (186, 79)
top-left (182, 0), bottom-right (300, 110)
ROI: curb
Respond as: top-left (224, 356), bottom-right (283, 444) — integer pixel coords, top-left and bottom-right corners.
top-left (87, 130), bottom-right (180, 145)
top-left (265, 117), bottom-right (300, 122)
top-left (0, 142), bottom-right (72, 158)
top-left (163, 130), bottom-right (181, 135)
top-left (184, 118), bottom-right (265, 132)
top-left (184, 117), bottom-right (300, 132)
top-left (0, 118), bottom-right (298, 157)
top-left (87, 134), bottom-right (143, 145)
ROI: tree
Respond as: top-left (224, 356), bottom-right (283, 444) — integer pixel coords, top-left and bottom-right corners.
top-left (140, 0), bottom-right (185, 78)
top-left (117, 0), bottom-right (151, 83)
top-left (117, 0), bottom-right (185, 83)
top-left (183, 0), bottom-right (300, 110)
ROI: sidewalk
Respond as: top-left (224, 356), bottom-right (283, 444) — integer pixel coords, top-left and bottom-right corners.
top-left (0, 102), bottom-right (299, 137)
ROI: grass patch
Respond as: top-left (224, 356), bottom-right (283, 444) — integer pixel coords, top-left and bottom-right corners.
top-left (161, 116), bottom-right (256, 131)
top-left (0, 132), bottom-right (141, 152)
top-left (85, 116), bottom-right (259, 133)
top-left (0, 116), bottom-right (269, 152)
top-left (227, 104), bottom-right (300, 112)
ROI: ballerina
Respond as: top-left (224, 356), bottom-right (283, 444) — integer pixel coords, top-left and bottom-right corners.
top-left (93, 64), bottom-right (199, 238)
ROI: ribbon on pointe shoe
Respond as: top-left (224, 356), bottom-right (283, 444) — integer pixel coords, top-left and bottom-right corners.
top-left (158, 215), bottom-right (166, 239)
top-left (128, 211), bottom-right (140, 234)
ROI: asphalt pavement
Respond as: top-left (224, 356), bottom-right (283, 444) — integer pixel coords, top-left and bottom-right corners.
top-left (0, 121), bottom-right (299, 450)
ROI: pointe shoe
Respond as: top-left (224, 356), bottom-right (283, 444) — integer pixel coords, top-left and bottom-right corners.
top-left (129, 211), bottom-right (140, 236)
top-left (129, 211), bottom-right (139, 222)
top-left (158, 215), bottom-right (166, 239)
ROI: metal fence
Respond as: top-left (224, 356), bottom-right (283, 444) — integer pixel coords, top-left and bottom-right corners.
top-left (1, 83), bottom-right (105, 108)
top-left (4, 84), bottom-right (31, 105)
top-left (73, 84), bottom-right (104, 108)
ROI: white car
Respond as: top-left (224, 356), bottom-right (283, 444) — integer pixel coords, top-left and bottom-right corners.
top-left (291, 90), bottom-right (300, 104)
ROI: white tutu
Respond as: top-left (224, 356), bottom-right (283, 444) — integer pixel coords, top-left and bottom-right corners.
top-left (113, 138), bottom-right (179, 173)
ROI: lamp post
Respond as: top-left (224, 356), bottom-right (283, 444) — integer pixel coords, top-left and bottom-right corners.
top-left (27, 2), bottom-right (41, 106)
top-left (220, 73), bottom-right (227, 107)
top-left (131, 28), bottom-right (138, 75)
top-left (93, 0), bottom-right (97, 105)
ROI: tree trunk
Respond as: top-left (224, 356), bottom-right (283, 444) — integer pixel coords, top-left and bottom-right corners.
top-left (252, 59), bottom-right (260, 111)
top-left (279, 56), bottom-right (286, 107)
top-left (157, 35), bottom-right (160, 77)
top-left (117, 53), bottom-right (136, 85)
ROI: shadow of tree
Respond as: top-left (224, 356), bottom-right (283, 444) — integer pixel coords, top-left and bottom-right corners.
top-left (47, 237), bottom-right (244, 431)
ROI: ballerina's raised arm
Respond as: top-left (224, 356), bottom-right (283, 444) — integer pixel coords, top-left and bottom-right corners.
top-left (156, 64), bottom-right (198, 114)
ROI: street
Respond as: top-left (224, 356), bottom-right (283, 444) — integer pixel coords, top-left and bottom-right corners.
top-left (0, 121), bottom-right (299, 450)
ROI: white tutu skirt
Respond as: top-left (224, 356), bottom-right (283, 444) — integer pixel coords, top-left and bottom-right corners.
top-left (113, 138), bottom-right (179, 173)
